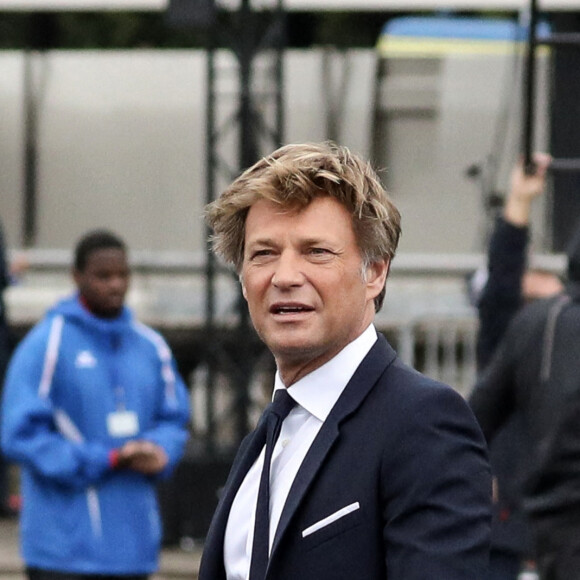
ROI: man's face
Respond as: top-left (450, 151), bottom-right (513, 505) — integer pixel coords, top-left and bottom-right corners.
top-left (241, 196), bottom-right (388, 383)
top-left (73, 247), bottom-right (130, 318)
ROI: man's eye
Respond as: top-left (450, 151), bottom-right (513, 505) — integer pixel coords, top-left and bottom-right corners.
top-left (251, 249), bottom-right (273, 259)
top-left (309, 247), bottom-right (331, 255)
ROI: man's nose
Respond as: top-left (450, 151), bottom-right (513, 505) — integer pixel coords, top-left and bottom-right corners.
top-left (109, 276), bottom-right (127, 292)
top-left (271, 252), bottom-right (304, 288)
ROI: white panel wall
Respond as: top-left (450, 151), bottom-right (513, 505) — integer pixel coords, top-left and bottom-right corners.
top-left (0, 48), bottom-right (376, 253)
top-left (0, 47), bottom-right (548, 256)
top-left (373, 50), bottom-right (551, 254)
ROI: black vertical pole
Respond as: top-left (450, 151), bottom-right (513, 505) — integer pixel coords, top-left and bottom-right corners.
top-left (204, 0), bottom-right (218, 456)
top-left (233, 0), bottom-right (255, 444)
top-left (239, 0), bottom-right (258, 170)
top-left (274, 0), bottom-right (285, 146)
top-left (523, 0), bottom-right (538, 173)
top-left (550, 13), bottom-right (580, 251)
top-left (21, 13), bottom-right (54, 247)
top-left (202, 0), bottom-right (286, 450)
top-left (22, 48), bottom-right (37, 247)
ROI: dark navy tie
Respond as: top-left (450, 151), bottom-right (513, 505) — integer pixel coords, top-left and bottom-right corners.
top-left (249, 388), bottom-right (296, 580)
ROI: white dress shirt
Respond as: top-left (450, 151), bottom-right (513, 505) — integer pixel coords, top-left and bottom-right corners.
top-left (223, 324), bottom-right (378, 580)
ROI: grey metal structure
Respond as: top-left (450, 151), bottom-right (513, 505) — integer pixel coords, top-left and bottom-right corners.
top-left (202, 0), bottom-right (286, 455)
top-left (524, 0), bottom-right (580, 172)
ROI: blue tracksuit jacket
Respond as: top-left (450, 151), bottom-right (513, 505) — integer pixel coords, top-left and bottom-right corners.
top-left (1, 295), bottom-right (190, 574)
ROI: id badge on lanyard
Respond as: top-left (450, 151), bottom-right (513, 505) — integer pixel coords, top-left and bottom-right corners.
top-left (107, 410), bottom-right (139, 437)
top-left (107, 385), bottom-right (139, 438)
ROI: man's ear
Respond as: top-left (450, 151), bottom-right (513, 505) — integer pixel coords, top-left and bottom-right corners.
top-left (365, 259), bottom-right (389, 301)
top-left (240, 275), bottom-right (248, 300)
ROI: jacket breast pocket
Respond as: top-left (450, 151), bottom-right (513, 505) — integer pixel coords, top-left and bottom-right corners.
top-left (301, 502), bottom-right (362, 551)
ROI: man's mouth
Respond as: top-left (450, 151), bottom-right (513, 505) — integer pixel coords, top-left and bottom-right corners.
top-left (270, 304), bottom-right (314, 315)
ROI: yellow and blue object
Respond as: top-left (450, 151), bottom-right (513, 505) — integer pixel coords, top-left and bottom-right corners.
top-left (376, 16), bottom-right (551, 58)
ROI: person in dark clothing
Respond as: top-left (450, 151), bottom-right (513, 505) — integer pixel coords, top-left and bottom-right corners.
top-left (477, 153), bottom-right (561, 371)
top-left (470, 212), bottom-right (580, 580)
top-left (473, 154), bottom-right (561, 580)
top-left (0, 223), bottom-right (11, 378)
top-left (0, 222), bottom-right (18, 518)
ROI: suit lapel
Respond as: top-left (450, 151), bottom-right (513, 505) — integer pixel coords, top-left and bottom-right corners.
top-left (271, 334), bottom-right (397, 555)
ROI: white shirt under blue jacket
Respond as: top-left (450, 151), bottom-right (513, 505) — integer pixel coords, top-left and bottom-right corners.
top-left (0, 294), bottom-right (190, 575)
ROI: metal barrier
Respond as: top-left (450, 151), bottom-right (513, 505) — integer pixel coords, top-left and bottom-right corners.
top-left (388, 315), bottom-right (478, 398)
top-left (8, 248), bottom-right (568, 449)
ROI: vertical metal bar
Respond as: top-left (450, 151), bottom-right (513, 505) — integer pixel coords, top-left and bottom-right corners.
top-left (523, 0), bottom-right (538, 173)
top-left (204, 2), bottom-right (217, 455)
top-left (202, 0), bottom-right (287, 451)
top-left (274, 0), bottom-right (286, 146)
top-left (22, 13), bottom-right (55, 247)
top-left (397, 324), bottom-right (415, 367)
top-left (460, 321), bottom-right (478, 398)
top-left (239, 0), bottom-right (257, 171)
top-left (22, 50), bottom-right (37, 247)
top-left (442, 322), bottom-right (458, 389)
top-left (233, 0), bottom-right (254, 444)
top-left (425, 324), bottom-right (440, 381)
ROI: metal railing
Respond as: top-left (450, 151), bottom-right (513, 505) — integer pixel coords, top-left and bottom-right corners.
top-left (7, 249), bottom-right (567, 450)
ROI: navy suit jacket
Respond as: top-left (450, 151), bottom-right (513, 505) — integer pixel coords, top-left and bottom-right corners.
top-left (199, 334), bottom-right (491, 580)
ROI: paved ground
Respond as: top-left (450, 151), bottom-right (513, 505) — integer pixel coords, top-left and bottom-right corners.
top-left (0, 519), bottom-right (201, 580)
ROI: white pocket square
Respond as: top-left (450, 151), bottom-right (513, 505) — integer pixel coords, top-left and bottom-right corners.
top-left (301, 502), bottom-right (360, 538)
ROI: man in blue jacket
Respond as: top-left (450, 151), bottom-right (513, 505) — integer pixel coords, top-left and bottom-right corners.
top-left (1, 229), bottom-right (190, 580)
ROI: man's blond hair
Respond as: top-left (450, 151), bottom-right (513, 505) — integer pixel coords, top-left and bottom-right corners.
top-left (205, 141), bottom-right (402, 311)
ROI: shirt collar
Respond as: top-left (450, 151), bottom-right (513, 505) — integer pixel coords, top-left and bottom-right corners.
top-left (273, 324), bottom-right (378, 422)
